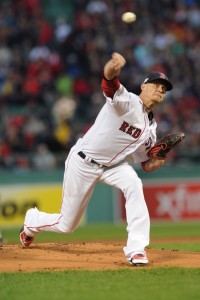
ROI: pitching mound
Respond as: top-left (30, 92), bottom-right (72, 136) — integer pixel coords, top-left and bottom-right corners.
top-left (1, 239), bottom-right (200, 272)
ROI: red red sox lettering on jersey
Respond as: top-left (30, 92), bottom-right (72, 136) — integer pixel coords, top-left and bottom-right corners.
top-left (119, 121), bottom-right (153, 151)
top-left (119, 121), bottom-right (141, 139)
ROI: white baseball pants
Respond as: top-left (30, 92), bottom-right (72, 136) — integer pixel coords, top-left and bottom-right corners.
top-left (24, 147), bottom-right (150, 258)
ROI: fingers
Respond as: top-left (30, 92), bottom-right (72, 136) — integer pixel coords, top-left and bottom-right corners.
top-left (142, 158), bottom-right (165, 172)
top-left (111, 52), bottom-right (126, 70)
top-left (152, 158), bottom-right (165, 167)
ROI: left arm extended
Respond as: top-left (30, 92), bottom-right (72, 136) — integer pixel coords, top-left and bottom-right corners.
top-left (142, 132), bottom-right (185, 171)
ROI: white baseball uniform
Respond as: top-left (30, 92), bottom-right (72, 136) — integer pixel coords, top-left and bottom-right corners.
top-left (23, 77), bottom-right (157, 260)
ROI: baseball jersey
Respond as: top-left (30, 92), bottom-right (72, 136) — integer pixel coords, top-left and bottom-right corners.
top-left (75, 80), bottom-right (157, 166)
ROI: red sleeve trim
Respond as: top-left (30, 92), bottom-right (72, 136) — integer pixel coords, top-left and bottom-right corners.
top-left (141, 160), bottom-right (151, 172)
top-left (101, 71), bottom-right (120, 99)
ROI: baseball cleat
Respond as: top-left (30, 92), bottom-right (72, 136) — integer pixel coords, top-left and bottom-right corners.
top-left (19, 226), bottom-right (34, 247)
top-left (129, 252), bottom-right (149, 266)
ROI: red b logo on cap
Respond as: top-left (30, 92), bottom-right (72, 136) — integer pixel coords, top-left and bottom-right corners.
top-left (159, 72), bottom-right (166, 79)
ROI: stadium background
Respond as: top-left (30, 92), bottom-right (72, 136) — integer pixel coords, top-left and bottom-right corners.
top-left (0, 0), bottom-right (200, 229)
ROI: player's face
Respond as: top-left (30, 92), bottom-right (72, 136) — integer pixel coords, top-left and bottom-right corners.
top-left (140, 81), bottom-right (167, 110)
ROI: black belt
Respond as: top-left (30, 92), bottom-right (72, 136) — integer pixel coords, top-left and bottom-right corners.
top-left (78, 151), bottom-right (105, 167)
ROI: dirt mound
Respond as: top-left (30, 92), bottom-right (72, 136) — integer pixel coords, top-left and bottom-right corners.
top-left (1, 239), bottom-right (200, 272)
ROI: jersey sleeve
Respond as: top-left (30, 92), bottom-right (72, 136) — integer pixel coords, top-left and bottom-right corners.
top-left (101, 73), bottom-right (120, 99)
top-left (101, 71), bottom-right (142, 116)
top-left (132, 150), bottom-right (149, 164)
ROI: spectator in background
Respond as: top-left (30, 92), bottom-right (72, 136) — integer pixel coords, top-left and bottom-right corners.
top-left (54, 17), bottom-right (72, 44)
top-left (52, 96), bottom-right (77, 152)
top-left (32, 143), bottom-right (56, 170)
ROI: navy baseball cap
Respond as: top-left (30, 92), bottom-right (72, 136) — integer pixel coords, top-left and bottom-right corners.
top-left (143, 72), bottom-right (173, 91)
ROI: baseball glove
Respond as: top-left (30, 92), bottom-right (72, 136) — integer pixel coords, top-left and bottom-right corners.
top-left (147, 132), bottom-right (185, 159)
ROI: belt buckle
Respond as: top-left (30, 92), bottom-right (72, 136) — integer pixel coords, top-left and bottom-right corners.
top-left (85, 156), bottom-right (92, 164)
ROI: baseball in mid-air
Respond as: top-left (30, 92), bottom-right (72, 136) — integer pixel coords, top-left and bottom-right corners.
top-left (122, 12), bottom-right (136, 24)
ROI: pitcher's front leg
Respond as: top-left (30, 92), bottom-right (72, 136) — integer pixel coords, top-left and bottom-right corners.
top-left (100, 163), bottom-right (150, 265)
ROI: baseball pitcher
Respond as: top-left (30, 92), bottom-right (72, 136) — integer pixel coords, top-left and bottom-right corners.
top-left (20, 53), bottom-right (184, 266)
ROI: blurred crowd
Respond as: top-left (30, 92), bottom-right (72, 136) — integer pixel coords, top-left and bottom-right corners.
top-left (0, 0), bottom-right (200, 171)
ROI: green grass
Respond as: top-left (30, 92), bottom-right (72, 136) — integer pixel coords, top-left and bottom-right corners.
top-left (1, 222), bottom-right (200, 300)
top-left (1, 221), bottom-right (200, 251)
top-left (150, 221), bottom-right (200, 238)
top-left (149, 221), bottom-right (200, 251)
top-left (0, 268), bottom-right (200, 300)
top-left (149, 242), bottom-right (200, 252)
top-left (1, 223), bottom-right (127, 243)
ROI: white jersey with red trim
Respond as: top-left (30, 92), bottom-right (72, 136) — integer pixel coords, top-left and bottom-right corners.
top-left (75, 84), bottom-right (157, 166)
